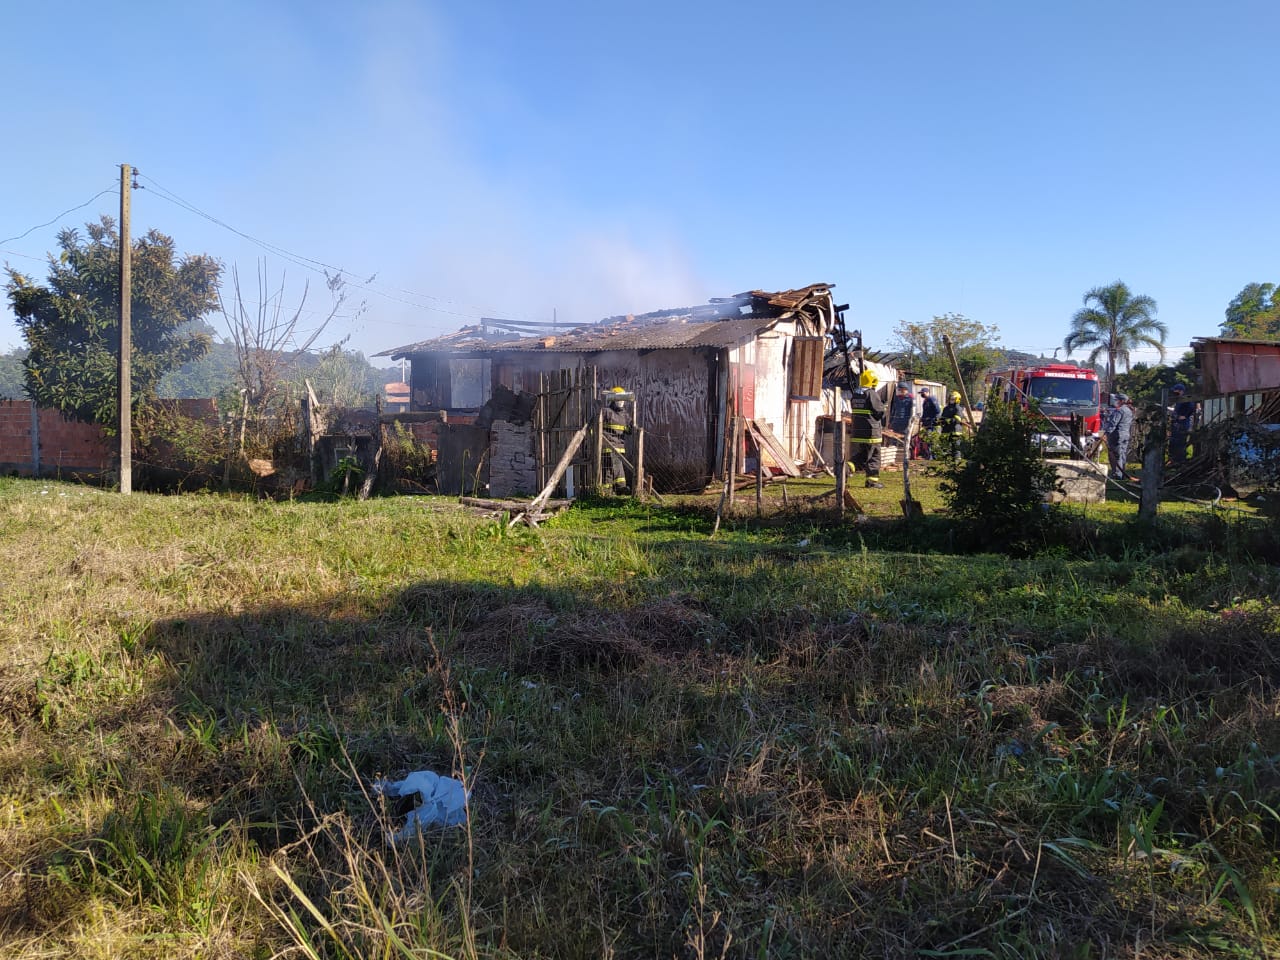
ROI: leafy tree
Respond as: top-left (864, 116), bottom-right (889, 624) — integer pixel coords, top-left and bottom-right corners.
top-left (939, 398), bottom-right (1062, 554)
top-left (5, 217), bottom-right (221, 424)
top-left (158, 335), bottom-right (241, 400)
top-left (1063, 281), bottom-right (1166, 392)
top-left (0, 348), bottom-right (29, 399)
top-left (301, 345), bottom-right (383, 408)
top-left (890, 313), bottom-right (1000, 399)
top-left (1112, 352), bottom-right (1197, 404)
top-left (1221, 282), bottom-right (1279, 339)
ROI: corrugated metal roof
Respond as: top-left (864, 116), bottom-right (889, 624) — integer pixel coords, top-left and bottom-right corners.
top-left (376, 283), bottom-right (835, 358)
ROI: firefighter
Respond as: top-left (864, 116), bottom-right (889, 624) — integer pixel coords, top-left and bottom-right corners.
top-left (940, 391), bottom-right (963, 435)
top-left (850, 368), bottom-right (886, 488)
top-left (602, 386), bottom-right (632, 491)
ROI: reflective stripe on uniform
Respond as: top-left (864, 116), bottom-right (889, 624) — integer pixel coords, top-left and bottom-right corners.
top-left (849, 437), bottom-right (882, 444)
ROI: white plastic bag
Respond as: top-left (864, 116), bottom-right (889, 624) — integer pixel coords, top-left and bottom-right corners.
top-left (374, 770), bottom-right (468, 844)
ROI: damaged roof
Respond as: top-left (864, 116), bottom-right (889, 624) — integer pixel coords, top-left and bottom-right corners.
top-left (376, 283), bottom-right (836, 359)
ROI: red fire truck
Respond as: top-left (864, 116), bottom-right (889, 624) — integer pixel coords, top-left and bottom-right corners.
top-left (985, 363), bottom-right (1101, 455)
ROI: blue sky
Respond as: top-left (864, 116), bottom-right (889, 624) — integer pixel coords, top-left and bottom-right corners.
top-left (2, 1), bottom-right (1275, 367)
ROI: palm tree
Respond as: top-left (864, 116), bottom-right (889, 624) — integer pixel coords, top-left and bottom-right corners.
top-left (1063, 281), bottom-right (1167, 392)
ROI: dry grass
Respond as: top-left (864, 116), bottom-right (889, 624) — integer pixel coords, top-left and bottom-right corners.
top-left (0, 476), bottom-right (1277, 958)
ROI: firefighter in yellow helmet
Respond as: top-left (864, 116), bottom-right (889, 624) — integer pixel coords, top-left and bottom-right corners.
top-left (850, 368), bottom-right (885, 487)
top-left (603, 386), bottom-right (633, 491)
top-left (940, 390), bottom-right (963, 436)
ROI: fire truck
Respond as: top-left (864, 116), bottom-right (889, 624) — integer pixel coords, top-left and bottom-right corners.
top-left (985, 363), bottom-right (1101, 455)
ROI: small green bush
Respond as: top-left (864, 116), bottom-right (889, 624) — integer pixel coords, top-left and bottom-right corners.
top-left (939, 399), bottom-right (1062, 553)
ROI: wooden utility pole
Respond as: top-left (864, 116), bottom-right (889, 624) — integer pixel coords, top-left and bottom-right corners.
top-left (118, 163), bottom-right (133, 495)
top-left (941, 334), bottom-right (977, 432)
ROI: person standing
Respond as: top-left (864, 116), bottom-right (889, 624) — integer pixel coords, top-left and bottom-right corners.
top-left (888, 382), bottom-right (914, 460)
top-left (1168, 384), bottom-right (1197, 464)
top-left (919, 387), bottom-right (940, 431)
top-left (850, 369), bottom-right (886, 488)
top-left (939, 391), bottom-right (963, 435)
top-left (602, 386), bottom-right (633, 492)
top-left (1102, 393), bottom-right (1135, 479)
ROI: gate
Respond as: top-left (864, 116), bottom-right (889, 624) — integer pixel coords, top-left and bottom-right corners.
top-left (534, 367), bottom-right (599, 497)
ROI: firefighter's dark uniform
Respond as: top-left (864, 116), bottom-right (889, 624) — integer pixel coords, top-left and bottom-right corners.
top-left (850, 382), bottom-right (885, 486)
top-left (603, 401), bottom-right (631, 490)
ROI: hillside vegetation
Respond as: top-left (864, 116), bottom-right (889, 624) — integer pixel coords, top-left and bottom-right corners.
top-left (1, 477), bottom-right (1277, 958)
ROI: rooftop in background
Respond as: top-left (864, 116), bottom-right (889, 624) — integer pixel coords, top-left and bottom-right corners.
top-left (377, 284), bottom-right (837, 358)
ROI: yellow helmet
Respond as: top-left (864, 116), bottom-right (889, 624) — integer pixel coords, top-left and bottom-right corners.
top-left (859, 369), bottom-right (879, 389)
top-left (610, 386), bottom-right (626, 394)
top-left (950, 391), bottom-right (961, 402)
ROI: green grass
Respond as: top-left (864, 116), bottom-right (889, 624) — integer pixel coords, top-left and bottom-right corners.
top-left (0, 476), bottom-right (1277, 958)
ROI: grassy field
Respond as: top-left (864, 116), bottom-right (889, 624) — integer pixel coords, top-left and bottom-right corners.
top-left (1, 474), bottom-right (1278, 958)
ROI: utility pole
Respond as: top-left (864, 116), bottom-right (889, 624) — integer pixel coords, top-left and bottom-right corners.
top-left (118, 163), bottom-right (132, 495)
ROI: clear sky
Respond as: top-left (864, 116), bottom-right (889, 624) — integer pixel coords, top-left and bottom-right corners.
top-left (2, 1), bottom-right (1276, 367)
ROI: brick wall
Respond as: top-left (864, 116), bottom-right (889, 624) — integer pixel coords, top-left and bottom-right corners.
top-left (0, 401), bottom-right (115, 477)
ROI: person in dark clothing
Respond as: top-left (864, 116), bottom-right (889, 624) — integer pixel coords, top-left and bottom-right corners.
top-left (850, 369), bottom-right (886, 488)
top-left (888, 383), bottom-right (914, 434)
top-left (888, 383), bottom-right (914, 461)
top-left (602, 386), bottom-right (633, 491)
top-left (940, 390), bottom-right (963, 435)
top-left (1101, 393), bottom-right (1135, 479)
top-left (919, 387), bottom-right (940, 430)
top-left (1168, 384), bottom-right (1197, 464)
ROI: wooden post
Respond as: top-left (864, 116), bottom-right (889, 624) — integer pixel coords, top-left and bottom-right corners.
top-left (941, 334), bottom-right (977, 432)
top-left (755, 438), bottom-right (764, 517)
top-left (1138, 409), bottom-right (1165, 521)
top-left (118, 163), bottom-right (132, 495)
top-left (635, 426), bottom-right (645, 500)
top-left (595, 405), bottom-right (605, 491)
top-left (835, 419), bottom-right (847, 518)
top-left (537, 372), bottom-right (547, 492)
top-left (727, 417), bottom-right (741, 508)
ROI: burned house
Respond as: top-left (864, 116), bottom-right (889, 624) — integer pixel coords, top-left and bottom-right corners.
top-left (377, 284), bottom-right (842, 494)
top-left (1189, 336), bottom-right (1280, 494)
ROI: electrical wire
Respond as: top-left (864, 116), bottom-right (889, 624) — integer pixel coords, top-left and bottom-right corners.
top-left (0, 186), bottom-right (118, 247)
top-left (135, 172), bottom-right (535, 326)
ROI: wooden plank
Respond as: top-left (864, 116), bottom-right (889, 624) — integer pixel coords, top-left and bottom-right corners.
top-left (747, 419), bottom-right (800, 477)
top-left (379, 410), bottom-right (446, 424)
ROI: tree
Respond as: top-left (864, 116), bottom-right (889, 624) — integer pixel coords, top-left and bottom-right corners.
top-left (939, 398), bottom-right (1062, 554)
top-left (1063, 281), bottom-right (1166, 392)
top-left (1113, 351), bottom-right (1197, 405)
top-left (0, 348), bottom-right (29, 400)
top-left (890, 313), bottom-right (1001, 399)
top-left (221, 261), bottom-right (358, 422)
top-left (1221, 282), bottom-right (1279, 339)
top-left (5, 217), bottom-right (221, 424)
top-left (302, 346), bottom-right (382, 408)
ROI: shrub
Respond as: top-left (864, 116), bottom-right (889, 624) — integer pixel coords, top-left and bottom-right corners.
top-left (938, 399), bottom-right (1062, 552)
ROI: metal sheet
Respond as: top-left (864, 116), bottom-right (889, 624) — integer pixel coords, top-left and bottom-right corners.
top-left (1194, 337), bottom-right (1280, 397)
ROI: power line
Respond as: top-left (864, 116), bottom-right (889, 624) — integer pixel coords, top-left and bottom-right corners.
top-left (135, 172), bottom-right (535, 326)
top-left (0, 248), bottom-right (47, 262)
top-left (0, 186), bottom-right (118, 247)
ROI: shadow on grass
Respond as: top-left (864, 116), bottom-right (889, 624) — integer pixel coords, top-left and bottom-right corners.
top-left (10, 542), bottom-right (1280, 957)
